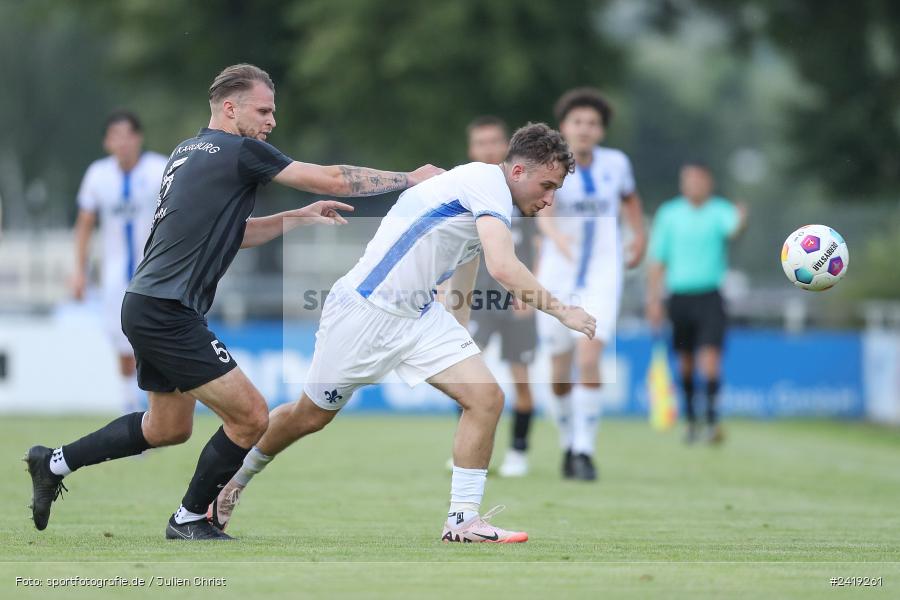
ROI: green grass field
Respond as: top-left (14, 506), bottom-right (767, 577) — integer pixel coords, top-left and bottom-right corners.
top-left (2, 414), bottom-right (898, 599)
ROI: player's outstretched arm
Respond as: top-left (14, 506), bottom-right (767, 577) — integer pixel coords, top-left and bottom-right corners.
top-left (730, 201), bottom-right (749, 240)
top-left (240, 200), bottom-right (354, 249)
top-left (477, 216), bottom-right (595, 339)
top-left (273, 162), bottom-right (443, 197)
top-left (71, 209), bottom-right (97, 300)
top-left (622, 191), bottom-right (647, 268)
top-left (645, 261), bottom-right (666, 332)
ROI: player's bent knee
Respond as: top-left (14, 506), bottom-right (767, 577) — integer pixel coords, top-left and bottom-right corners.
top-left (457, 384), bottom-right (504, 416)
top-left (301, 405), bottom-right (335, 434)
top-left (306, 414), bottom-right (332, 434)
top-left (164, 425), bottom-right (193, 446)
top-left (247, 405), bottom-right (270, 439)
top-left (493, 384), bottom-right (505, 406)
top-left (482, 385), bottom-right (505, 417)
top-left (223, 401), bottom-right (269, 444)
top-left (146, 422), bottom-right (192, 447)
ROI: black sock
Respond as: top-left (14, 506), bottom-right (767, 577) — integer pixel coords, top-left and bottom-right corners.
top-left (681, 377), bottom-right (696, 423)
top-left (706, 379), bottom-right (721, 425)
top-left (180, 426), bottom-right (250, 514)
top-left (62, 412), bottom-right (151, 472)
top-left (511, 409), bottom-right (533, 451)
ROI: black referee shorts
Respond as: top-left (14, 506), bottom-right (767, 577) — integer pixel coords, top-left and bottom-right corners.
top-left (667, 290), bottom-right (727, 353)
top-left (469, 309), bottom-right (537, 365)
top-left (121, 292), bottom-right (238, 393)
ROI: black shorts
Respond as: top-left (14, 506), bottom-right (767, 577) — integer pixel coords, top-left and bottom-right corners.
top-left (667, 290), bottom-right (727, 353)
top-left (121, 292), bottom-right (238, 393)
top-left (469, 309), bottom-right (537, 365)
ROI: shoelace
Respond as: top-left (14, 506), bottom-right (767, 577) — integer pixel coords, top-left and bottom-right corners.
top-left (480, 505), bottom-right (506, 523)
top-left (52, 480), bottom-right (68, 502)
top-left (222, 485), bottom-right (242, 509)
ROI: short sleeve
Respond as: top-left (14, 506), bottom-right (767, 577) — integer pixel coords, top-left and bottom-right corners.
top-left (238, 138), bottom-right (293, 185)
top-left (619, 153), bottom-right (636, 197)
top-left (456, 164), bottom-right (513, 228)
top-left (76, 164), bottom-right (100, 212)
top-left (648, 204), bottom-right (671, 264)
top-left (718, 199), bottom-right (740, 237)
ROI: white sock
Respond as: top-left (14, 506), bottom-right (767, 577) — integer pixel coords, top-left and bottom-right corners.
top-left (173, 505), bottom-right (207, 524)
top-left (447, 466), bottom-right (486, 524)
top-left (233, 446), bottom-right (273, 487)
top-left (49, 448), bottom-right (71, 477)
top-left (554, 391), bottom-right (574, 450)
top-left (572, 385), bottom-right (603, 455)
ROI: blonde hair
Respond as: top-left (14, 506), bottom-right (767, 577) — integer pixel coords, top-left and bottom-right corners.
top-left (208, 64), bottom-right (274, 104)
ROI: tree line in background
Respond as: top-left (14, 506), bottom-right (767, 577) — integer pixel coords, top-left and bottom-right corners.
top-left (1, 0), bottom-right (898, 301)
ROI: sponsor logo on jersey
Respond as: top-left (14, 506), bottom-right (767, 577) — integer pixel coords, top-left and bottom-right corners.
top-left (173, 142), bottom-right (220, 155)
top-left (568, 199), bottom-right (611, 215)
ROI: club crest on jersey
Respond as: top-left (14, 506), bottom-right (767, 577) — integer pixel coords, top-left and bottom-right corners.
top-left (324, 389), bottom-right (342, 404)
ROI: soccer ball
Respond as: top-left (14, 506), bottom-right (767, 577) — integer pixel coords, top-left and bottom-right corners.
top-left (780, 224), bottom-right (849, 291)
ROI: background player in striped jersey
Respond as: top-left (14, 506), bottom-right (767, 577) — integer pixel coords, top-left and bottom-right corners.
top-left (71, 110), bottom-right (168, 413)
top-left (210, 123), bottom-right (595, 543)
top-left (537, 88), bottom-right (647, 481)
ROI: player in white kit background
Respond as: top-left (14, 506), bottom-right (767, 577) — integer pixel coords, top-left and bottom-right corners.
top-left (537, 88), bottom-right (647, 481)
top-left (209, 123), bottom-right (596, 543)
top-left (71, 110), bottom-right (168, 412)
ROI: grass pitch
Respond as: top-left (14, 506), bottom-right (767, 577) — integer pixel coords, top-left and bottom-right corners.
top-left (1, 414), bottom-right (898, 598)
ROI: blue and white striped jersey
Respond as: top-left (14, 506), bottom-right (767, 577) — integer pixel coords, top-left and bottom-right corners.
top-left (76, 152), bottom-right (167, 293)
top-left (537, 146), bottom-right (635, 293)
top-left (344, 162), bottom-right (513, 318)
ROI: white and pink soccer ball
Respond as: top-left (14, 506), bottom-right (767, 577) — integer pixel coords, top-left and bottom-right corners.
top-left (780, 224), bottom-right (849, 291)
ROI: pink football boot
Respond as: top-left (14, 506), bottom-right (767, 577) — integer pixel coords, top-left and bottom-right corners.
top-left (441, 505), bottom-right (528, 543)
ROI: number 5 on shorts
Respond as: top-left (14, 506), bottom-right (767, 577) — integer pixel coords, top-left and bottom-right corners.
top-left (211, 339), bottom-right (231, 363)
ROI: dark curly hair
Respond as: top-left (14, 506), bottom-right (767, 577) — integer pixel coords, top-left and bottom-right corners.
top-left (104, 109), bottom-right (142, 133)
top-left (505, 122), bottom-right (575, 174)
top-left (553, 87), bottom-right (613, 127)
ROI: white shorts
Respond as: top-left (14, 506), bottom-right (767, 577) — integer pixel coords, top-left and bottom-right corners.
top-left (103, 288), bottom-right (134, 355)
top-left (537, 280), bottom-right (622, 355)
top-left (304, 279), bottom-right (481, 410)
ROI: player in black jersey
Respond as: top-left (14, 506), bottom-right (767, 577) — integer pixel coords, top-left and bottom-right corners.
top-left (24, 63), bottom-right (441, 540)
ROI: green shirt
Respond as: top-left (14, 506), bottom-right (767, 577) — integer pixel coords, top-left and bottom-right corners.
top-left (649, 195), bottom-right (739, 294)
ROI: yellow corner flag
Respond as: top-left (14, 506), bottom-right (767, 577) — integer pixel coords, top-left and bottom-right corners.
top-left (647, 341), bottom-right (678, 431)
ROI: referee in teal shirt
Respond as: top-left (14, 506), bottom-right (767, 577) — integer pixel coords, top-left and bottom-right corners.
top-left (646, 162), bottom-right (747, 444)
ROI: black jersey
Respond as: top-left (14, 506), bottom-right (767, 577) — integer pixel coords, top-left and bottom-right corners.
top-left (128, 128), bottom-right (292, 315)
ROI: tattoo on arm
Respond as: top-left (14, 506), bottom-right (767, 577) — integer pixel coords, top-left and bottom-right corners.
top-left (338, 166), bottom-right (408, 196)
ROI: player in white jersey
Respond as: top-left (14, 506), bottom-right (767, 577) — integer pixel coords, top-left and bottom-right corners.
top-left (537, 88), bottom-right (646, 481)
top-left (210, 123), bottom-right (595, 543)
top-left (71, 110), bottom-right (168, 413)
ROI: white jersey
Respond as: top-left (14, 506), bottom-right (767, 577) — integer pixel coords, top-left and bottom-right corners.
top-left (77, 152), bottom-right (168, 293)
top-left (343, 162), bottom-right (513, 318)
top-left (537, 146), bottom-right (635, 295)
